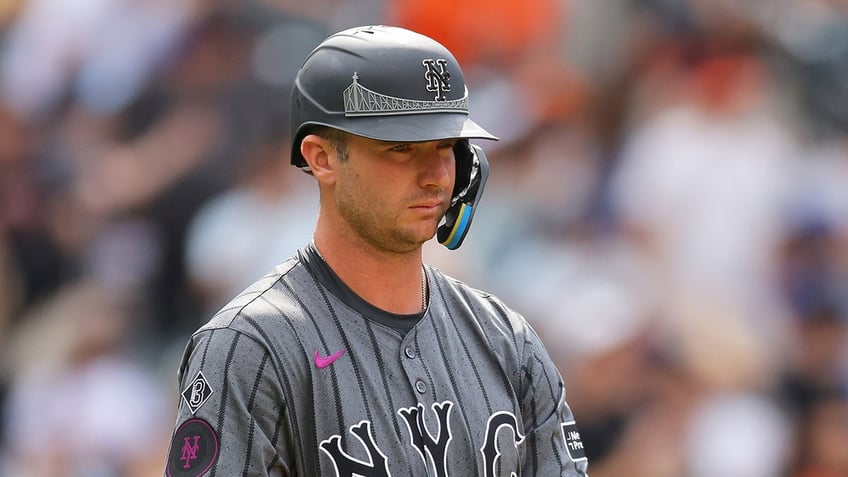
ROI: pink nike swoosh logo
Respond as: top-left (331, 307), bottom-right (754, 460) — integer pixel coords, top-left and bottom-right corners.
top-left (314, 349), bottom-right (345, 368)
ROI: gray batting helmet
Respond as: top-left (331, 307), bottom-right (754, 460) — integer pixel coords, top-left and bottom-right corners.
top-left (289, 24), bottom-right (497, 249)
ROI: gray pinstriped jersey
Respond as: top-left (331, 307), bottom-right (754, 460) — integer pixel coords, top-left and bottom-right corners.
top-left (164, 246), bottom-right (589, 476)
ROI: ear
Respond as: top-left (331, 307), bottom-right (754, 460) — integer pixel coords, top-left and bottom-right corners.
top-left (300, 134), bottom-right (336, 185)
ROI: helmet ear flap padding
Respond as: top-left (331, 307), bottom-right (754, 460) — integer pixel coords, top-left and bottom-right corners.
top-left (438, 141), bottom-right (489, 250)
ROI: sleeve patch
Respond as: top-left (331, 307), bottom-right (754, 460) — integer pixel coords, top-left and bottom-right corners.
top-left (167, 418), bottom-right (219, 477)
top-left (561, 420), bottom-right (588, 463)
top-left (181, 371), bottom-right (214, 415)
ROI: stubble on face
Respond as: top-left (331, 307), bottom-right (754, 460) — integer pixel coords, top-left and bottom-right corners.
top-left (334, 166), bottom-right (443, 255)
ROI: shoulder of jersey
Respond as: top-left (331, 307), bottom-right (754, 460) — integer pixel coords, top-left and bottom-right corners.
top-left (198, 257), bottom-right (302, 332)
top-left (429, 265), bottom-right (497, 301)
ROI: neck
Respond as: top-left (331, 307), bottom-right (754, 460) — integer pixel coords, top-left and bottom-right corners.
top-left (313, 229), bottom-right (427, 314)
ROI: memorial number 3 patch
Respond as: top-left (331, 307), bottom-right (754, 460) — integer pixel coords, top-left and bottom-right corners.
top-left (167, 418), bottom-right (219, 477)
top-left (182, 371), bottom-right (213, 414)
top-left (561, 420), bottom-right (588, 463)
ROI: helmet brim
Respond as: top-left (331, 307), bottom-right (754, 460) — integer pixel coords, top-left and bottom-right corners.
top-left (338, 112), bottom-right (499, 143)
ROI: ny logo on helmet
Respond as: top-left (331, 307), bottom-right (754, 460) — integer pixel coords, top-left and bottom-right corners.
top-left (423, 59), bottom-right (451, 101)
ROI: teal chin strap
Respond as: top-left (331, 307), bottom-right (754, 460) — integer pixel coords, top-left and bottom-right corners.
top-left (437, 144), bottom-right (489, 250)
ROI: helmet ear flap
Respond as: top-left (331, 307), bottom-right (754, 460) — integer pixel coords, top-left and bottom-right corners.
top-left (438, 141), bottom-right (489, 250)
top-left (451, 139), bottom-right (474, 200)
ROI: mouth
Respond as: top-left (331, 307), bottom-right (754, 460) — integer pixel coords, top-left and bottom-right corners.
top-left (409, 199), bottom-right (447, 215)
top-left (412, 201), bottom-right (441, 209)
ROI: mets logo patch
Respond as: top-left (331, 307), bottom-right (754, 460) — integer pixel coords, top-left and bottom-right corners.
top-left (182, 371), bottom-right (213, 415)
top-left (561, 420), bottom-right (588, 463)
top-left (167, 418), bottom-right (219, 477)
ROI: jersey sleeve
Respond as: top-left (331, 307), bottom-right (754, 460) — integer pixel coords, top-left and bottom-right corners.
top-left (164, 327), bottom-right (293, 477)
top-left (518, 326), bottom-right (590, 476)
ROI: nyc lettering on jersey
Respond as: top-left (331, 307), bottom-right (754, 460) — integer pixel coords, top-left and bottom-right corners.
top-left (319, 400), bottom-right (572, 477)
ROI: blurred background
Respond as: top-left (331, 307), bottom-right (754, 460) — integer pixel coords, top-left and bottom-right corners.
top-left (0, 0), bottom-right (847, 476)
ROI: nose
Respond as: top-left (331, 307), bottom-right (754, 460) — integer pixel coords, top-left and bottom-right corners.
top-left (418, 143), bottom-right (454, 191)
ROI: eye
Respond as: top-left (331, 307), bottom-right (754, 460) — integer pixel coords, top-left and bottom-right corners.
top-left (437, 140), bottom-right (458, 149)
top-left (389, 144), bottom-right (413, 153)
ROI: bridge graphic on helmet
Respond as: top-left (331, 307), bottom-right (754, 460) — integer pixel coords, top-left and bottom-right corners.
top-left (343, 72), bottom-right (469, 116)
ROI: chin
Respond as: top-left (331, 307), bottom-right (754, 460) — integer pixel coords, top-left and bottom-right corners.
top-left (395, 228), bottom-right (437, 251)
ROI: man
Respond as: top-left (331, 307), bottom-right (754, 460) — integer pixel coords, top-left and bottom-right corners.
top-left (164, 25), bottom-right (589, 476)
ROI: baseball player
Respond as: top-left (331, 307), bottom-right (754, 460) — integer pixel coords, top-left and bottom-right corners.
top-left (164, 25), bottom-right (589, 476)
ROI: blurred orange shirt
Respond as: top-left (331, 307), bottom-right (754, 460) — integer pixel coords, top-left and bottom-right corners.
top-left (387, 0), bottom-right (563, 66)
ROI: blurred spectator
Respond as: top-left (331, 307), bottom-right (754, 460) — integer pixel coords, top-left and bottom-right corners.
top-left (0, 103), bottom-right (55, 326)
top-left (0, 0), bottom-right (197, 120)
top-left (0, 279), bottom-right (171, 477)
top-left (607, 31), bottom-right (799, 351)
top-left (787, 389), bottom-right (848, 477)
top-left (778, 224), bottom-right (848, 412)
top-left (685, 391), bottom-right (792, 477)
top-left (742, 0), bottom-right (848, 138)
top-left (184, 129), bottom-right (317, 313)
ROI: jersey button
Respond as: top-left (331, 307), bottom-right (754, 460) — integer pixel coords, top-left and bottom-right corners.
top-left (415, 380), bottom-right (427, 394)
top-left (404, 347), bottom-right (416, 359)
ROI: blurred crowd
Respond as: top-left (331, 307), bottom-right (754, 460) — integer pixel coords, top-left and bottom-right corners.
top-left (0, 0), bottom-right (847, 476)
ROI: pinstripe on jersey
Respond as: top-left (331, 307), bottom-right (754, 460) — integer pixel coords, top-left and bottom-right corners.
top-left (164, 246), bottom-right (589, 476)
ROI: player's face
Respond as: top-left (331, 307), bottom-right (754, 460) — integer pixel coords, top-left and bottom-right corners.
top-left (334, 134), bottom-right (457, 253)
